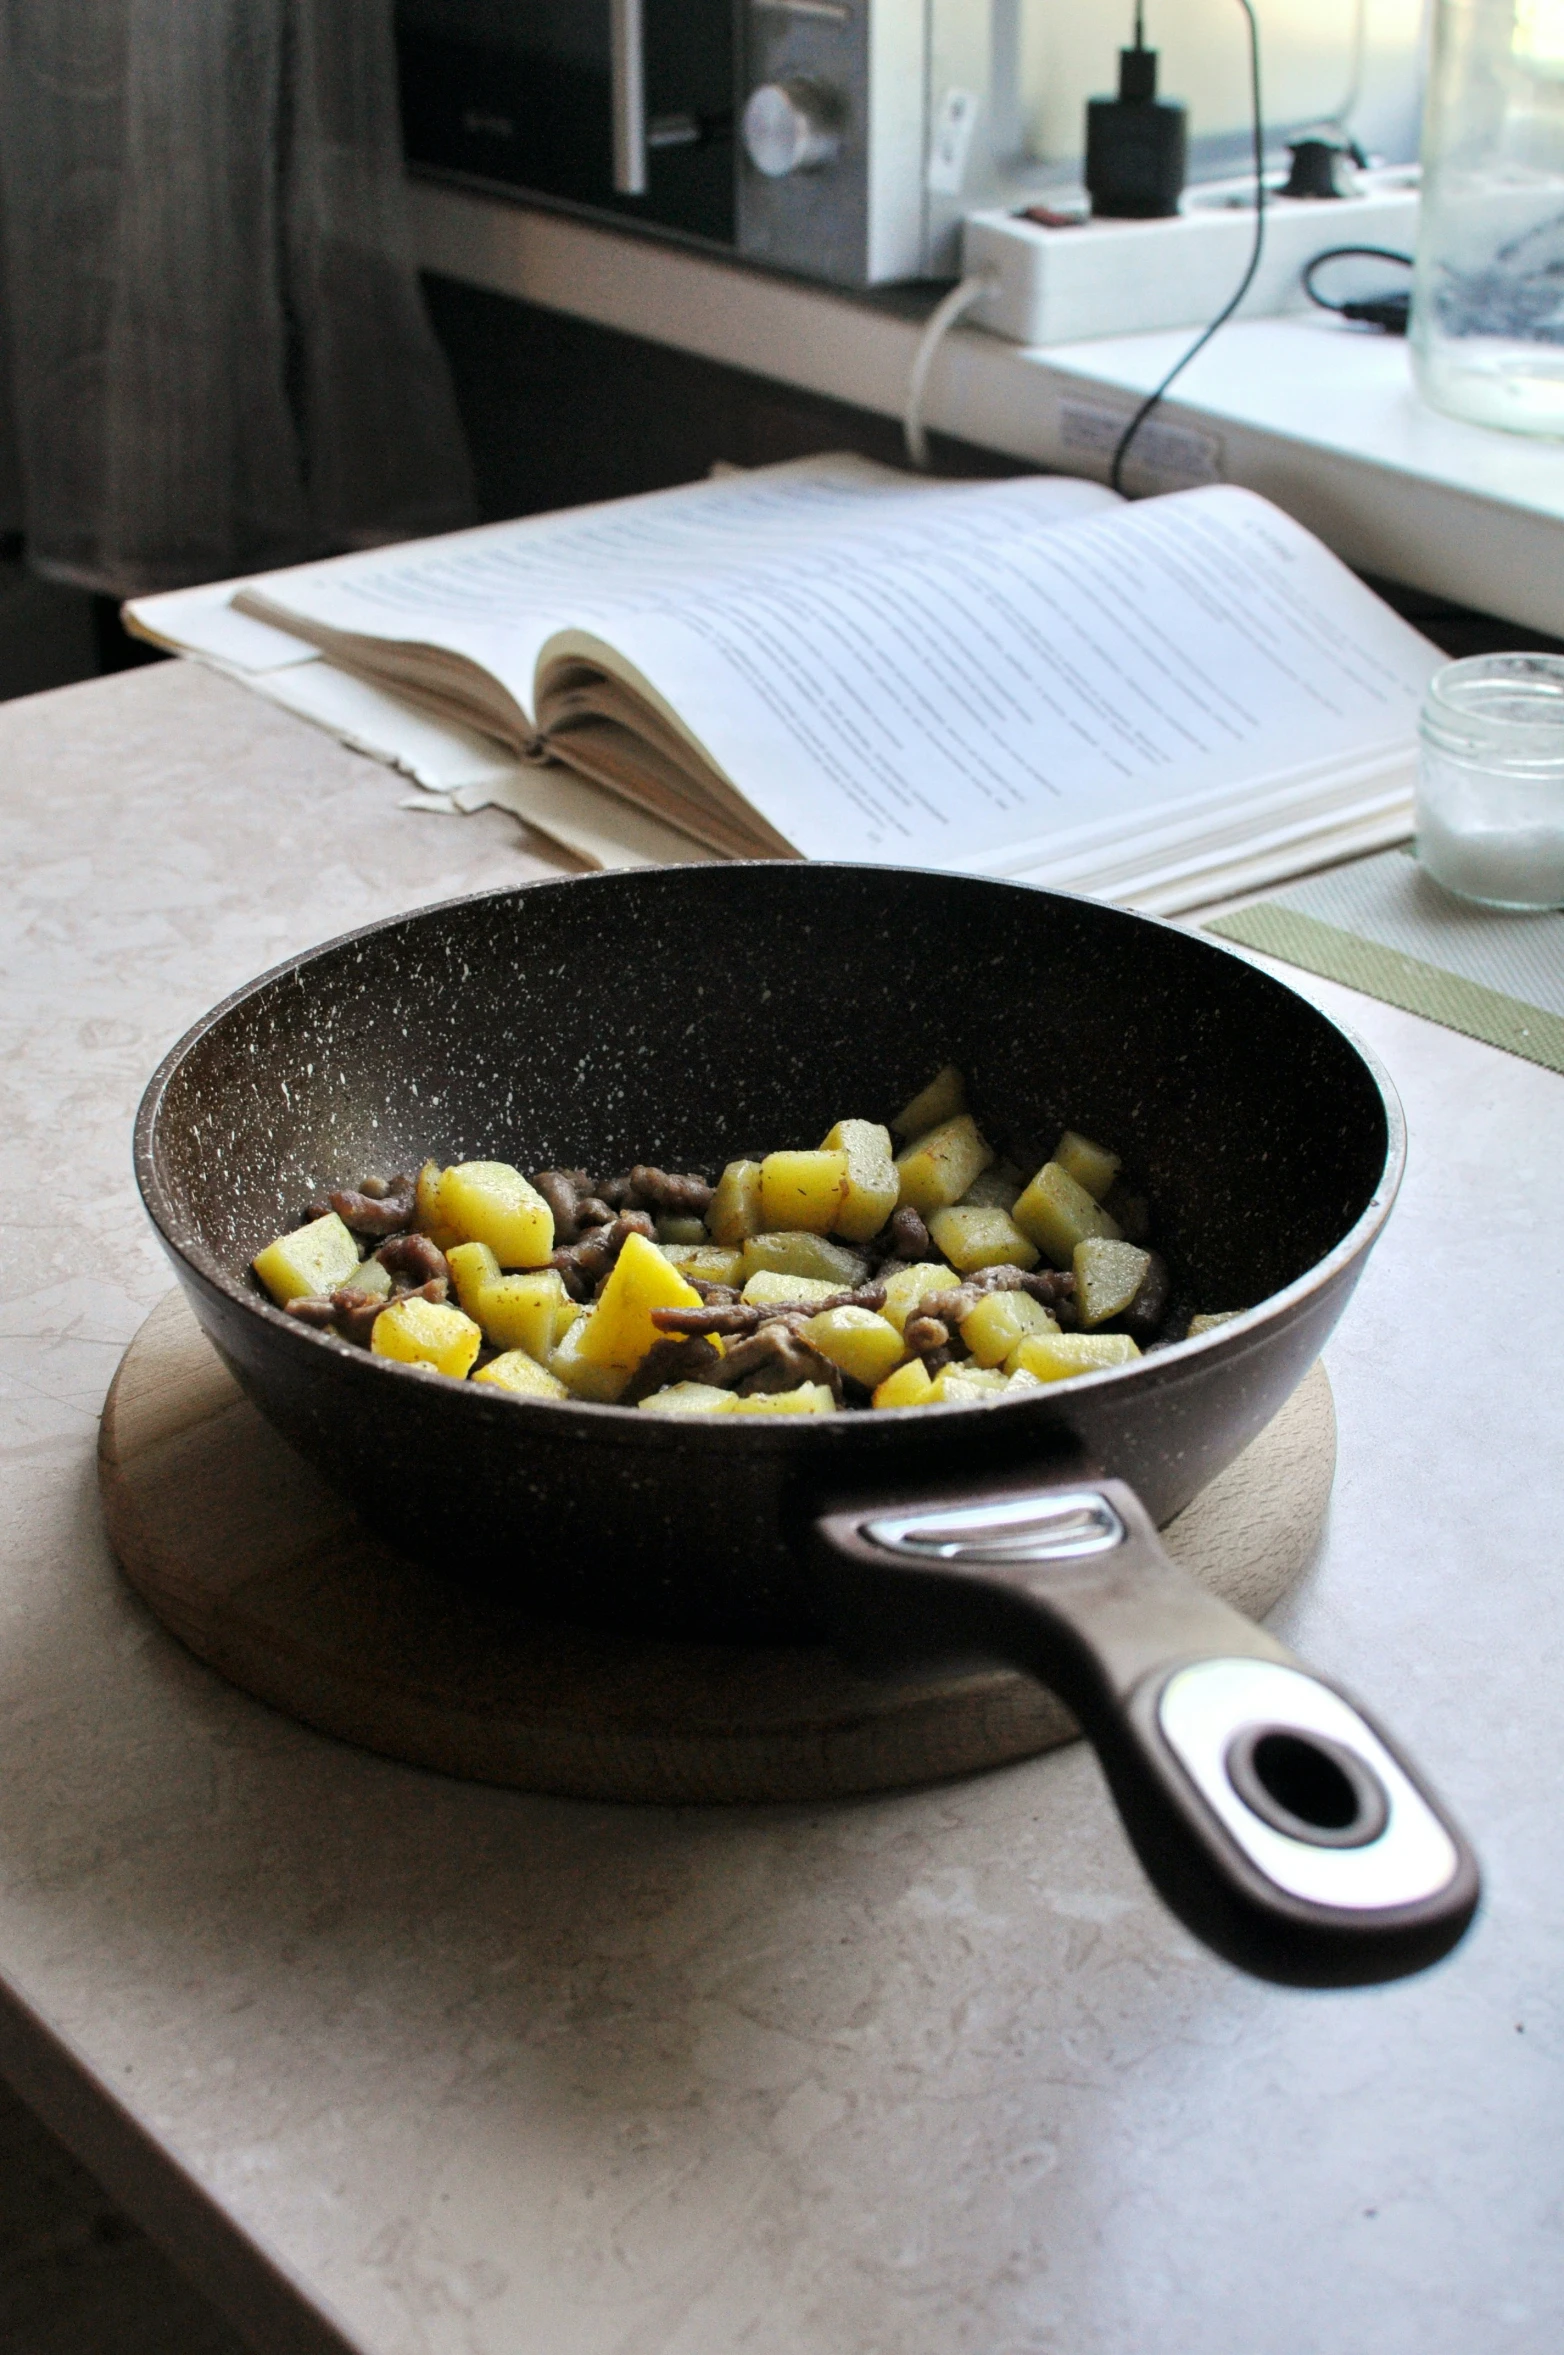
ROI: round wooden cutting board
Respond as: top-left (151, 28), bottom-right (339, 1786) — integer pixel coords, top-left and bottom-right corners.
top-left (98, 1291), bottom-right (1336, 1805)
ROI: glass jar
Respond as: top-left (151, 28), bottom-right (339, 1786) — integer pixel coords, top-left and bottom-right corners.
top-left (1411, 0), bottom-right (1564, 435)
top-left (1416, 653), bottom-right (1564, 906)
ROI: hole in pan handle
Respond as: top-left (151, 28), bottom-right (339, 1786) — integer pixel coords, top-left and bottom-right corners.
top-left (808, 1463), bottom-right (1479, 1987)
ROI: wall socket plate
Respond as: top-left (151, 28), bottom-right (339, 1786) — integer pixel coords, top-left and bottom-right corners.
top-left (962, 169), bottom-right (1418, 347)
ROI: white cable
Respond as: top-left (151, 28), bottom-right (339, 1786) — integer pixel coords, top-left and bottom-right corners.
top-left (903, 270), bottom-right (997, 471)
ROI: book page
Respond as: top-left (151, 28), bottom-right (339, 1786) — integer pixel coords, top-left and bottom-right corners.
top-left (534, 484), bottom-right (1440, 870)
top-left (234, 455), bottom-right (1117, 727)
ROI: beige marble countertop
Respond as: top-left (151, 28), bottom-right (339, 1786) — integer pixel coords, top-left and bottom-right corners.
top-left (1, 661), bottom-right (1560, 2355)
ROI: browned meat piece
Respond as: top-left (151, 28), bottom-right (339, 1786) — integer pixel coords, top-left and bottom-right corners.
top-left (620, 1335), bottom-right (729, 1405)
top-left (328, 1174), bottom-right (415, 1238)
top-left (376, 1231), bottom-right (452, 1289)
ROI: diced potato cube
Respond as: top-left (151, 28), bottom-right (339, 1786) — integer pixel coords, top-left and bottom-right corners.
top-left (708, 1159), bottom-right (763, 1245)
top-left (927, 1204), bottom-right (1038, 1274)
top-left (371, 1294), bottom-right (482, 1378)
top-left (253, 1211), bottom-right (361, 1307)
top-left (661, 1243), bottom-right (744, 1288)
top-left (440, 1161), bottom-right (555, 1268)
top-left (820, 1119), bottom-right (900, 1242)
top-left (1187, 1311), bottom-right (1239, 1336)
top-left (895, 1114), bottom-right (994, 1217)
top-left (655, 1214), bottom-right (709, 1247)
top-left (638, 1382), bottom-right (740, 1416)
top-left (759, 1149), bottom-right (849, 1234)
top-left (878, 1261), bottom-right (955, 1334)
top-left (802, 1305), bottom-right (906, 1389)
top-left (1052, 1129), bottom-right (1121, 1201)
top-left (731, 1383), bottom-right (836, 1416)
top-left (415, 1160), bottom-right (462, 1251)
top-left (1073, 1237), bottom-right (1153, 1329)
top-left (892, 1064), bottom-right (966, 1139)
top-left (553, 1297), bottom-right (585, 1343)
top-left (959, 1288), bottom-right (1060, 1367)
top-left (472, 1349), bottom-right (568, 1400)
top-left (548, 1317), bottom-right (630, 1402)
top-left (1006, 1332), bottom-right (1141, 1383)
top-left (575, 1231), bottom-right (703, 1372)
top-left (1005, 1366), bottom-right (1045, 1395)
top-left (742, 1271), bottom-right (844, 1309)
top-left (958, 1162), bottom-right (1024, 1211)
top-left (740, 1232), bottom-right (869, 1288)
top-left (872, 1359), bottom-right (937, 1410)
top-left (1012, 1161), bottom-right (1122, 1267)
top-left (928, 1366), bottom-right (1009, 1403)
top-left (340, 1254), bottom-right (392, 1302)
top-left (446, 1239), bottom-right (502, 1320)
top-left (479, 1269), bottom-right (568, 1359)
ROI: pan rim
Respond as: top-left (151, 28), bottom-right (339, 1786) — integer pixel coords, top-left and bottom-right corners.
top-left (134, 863), bottom-right (1406, 1441)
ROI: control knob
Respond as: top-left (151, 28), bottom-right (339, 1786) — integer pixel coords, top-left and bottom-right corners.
top-left (741, 80), bottom-right (841, 177)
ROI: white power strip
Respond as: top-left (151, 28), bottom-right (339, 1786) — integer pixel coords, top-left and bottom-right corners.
top-left (961, 169), bottom-right (1418, 347)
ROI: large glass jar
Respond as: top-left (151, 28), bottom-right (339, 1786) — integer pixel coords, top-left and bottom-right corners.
top-left (1412, 0), bottom-right (1564, 434)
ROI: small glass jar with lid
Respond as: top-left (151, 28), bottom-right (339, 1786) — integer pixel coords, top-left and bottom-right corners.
top-left (1416, 652), bottom-right (1564, 907)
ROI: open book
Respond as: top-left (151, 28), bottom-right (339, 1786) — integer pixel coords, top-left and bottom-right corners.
top-left (128, 454), bottom-right (1441, 912)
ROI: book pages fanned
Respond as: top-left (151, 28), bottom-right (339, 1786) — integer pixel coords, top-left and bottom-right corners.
top-left (127, 453), bottom-right (1440, 910)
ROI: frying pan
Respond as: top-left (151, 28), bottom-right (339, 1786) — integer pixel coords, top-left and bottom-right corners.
top-left (134, 864), bottom-right (1478, 1987)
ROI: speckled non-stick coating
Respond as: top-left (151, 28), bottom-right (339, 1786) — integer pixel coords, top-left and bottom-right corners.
top-left (136, 864), bottom-right (1400, 1642)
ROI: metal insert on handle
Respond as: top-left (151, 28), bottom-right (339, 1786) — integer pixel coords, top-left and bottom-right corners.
top-left (863, 1490), bottom-right (1127, 1567)
top-left (610, 0), bottom-right (647, 196)
top-left (1158, 1658), bottom-right (1461, 1911)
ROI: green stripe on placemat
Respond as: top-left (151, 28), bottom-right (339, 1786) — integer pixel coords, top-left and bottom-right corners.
top-left (1206, 850), bottom-right (1564, 1075)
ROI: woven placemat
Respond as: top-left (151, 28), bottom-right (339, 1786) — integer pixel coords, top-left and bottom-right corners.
top-left (1207, 846), bottom-right (1564, 1074)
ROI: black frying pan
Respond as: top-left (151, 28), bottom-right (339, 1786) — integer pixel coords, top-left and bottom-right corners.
top-left (134, 865), bottom-right (1478, 1986)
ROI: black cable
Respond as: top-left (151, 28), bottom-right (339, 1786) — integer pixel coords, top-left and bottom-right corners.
top-left (1302, 244), bottom-right (1412, 334)
top-left (1110, 0), bottom-right (1264, 496)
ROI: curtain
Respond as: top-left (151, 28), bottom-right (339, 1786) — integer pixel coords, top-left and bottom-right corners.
top-left (0, 0), bottom-right (474, 598)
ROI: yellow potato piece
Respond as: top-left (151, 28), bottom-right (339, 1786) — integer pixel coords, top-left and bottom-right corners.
top-left (1053, 1129), bottom-right (1122, 1202)
top-left (371, 1294), bottom-right (482, 1378)
top-left (638, 1381), bottom-right (740, 1416)
top-left (548, 1317), bottom-right (630, 1402)
top-left (1072, 1237), bottom-right (1152, 1329)
top-left (802, 1305), bottom-right (906, 1389)
top-left (479, 1269), bottom-right (568, 1358)
top-left (892, 1064), bottom-right (966, 1140)
top-left (927, 1203), bottom-right (1038, 1274)
top-left (759, 1149), bottom-right (849, 1234)
top-left (1006, 1331), bottom-right (1141, 1383)
top-left (440, 1161), bottom-right (555, 1268)
top-left (895, 1114), bottom-right (994, 1218)
top-left (1187, 1311), bottom-right (1239, 1336)
top-left (928, 1366), bottom-right (1009, 1403)
top-left (341, 1255), bottom-right (392, 1302)
top-left (575, 1230), bottom-right (703, 1371)
top-left (472, 1349), bottom-right (568, 1400)
top-left (730, 1384), bottom-right (836, 1416)
top-left (742, 1270), bottom-right (844, 1309)
top-left (414, 1160), bottom-right (462, 1251)
top-left (958, 1162), bottom-right (1024, 1212)
top-left (252, 1211), bottom-right (362, 1307)
top-left (660, 1242), bottom-right (744, 1288)
top-left (959, 1288), bottom-right (1060, 1367)
top-left (740, 1232), bottom-right (869, 1288)
top-left (872, 1359), bottom-right (936, 1410)
top-left (446, 1239), bottom-right (502, 1320)
top-left (820, 1119), bottom-right (900, 1242)
top-left (878, 1260), bottom-right (954, 1333)
top-left (1011, 1161), bottom-right (1121, 1268)
top-left (655, 1214), bottom-right (709, 1247)
top-left (708, 1159), bottom-right (763, 1245)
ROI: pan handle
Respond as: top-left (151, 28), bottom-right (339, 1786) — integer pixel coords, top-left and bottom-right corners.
top-left (810, 1463), bottom-right (1479, 1986)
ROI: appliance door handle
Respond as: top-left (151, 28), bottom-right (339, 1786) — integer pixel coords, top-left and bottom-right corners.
top-left (610, 0), bottom-right (648, 196)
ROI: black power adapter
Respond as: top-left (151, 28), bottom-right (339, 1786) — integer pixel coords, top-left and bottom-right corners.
top-left (1086, 4), bottom-right (1188, 221)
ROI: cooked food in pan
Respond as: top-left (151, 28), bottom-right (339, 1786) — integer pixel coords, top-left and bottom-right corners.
top-left (251, 1066), bottom-right (1218, 1412)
